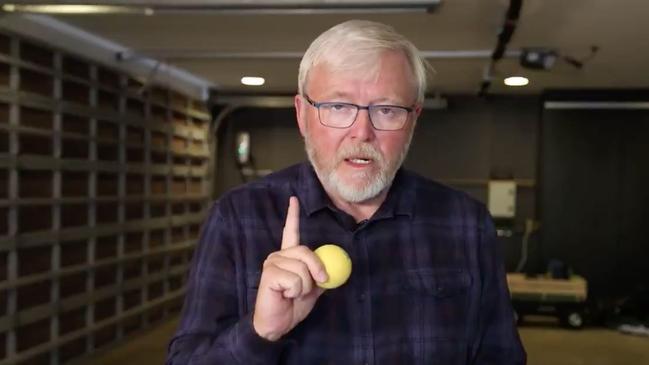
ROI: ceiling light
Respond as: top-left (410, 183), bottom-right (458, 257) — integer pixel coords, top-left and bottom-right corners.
top-left (504, 76), bottom-right (529, 87)
top-left (2, 5), bottom-right (147, 14)
top-left (1, 1), bottom-right (442, 15)
top-left (241, 77), bottom-right (265, 86)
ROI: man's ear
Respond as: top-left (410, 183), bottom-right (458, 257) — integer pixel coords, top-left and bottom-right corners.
top-left (408, 104), bottom-right (423, 131)
top-left (413, 104), bottom-right (423, 119)
top-left (295, 94), bottom-right (307, 137)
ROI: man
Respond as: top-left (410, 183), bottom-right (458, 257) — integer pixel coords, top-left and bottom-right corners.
top-left (167, 20), bottom-right (526, 364)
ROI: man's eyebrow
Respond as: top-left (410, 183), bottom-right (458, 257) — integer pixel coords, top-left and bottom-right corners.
top-left (320, 93), bottom-right (406, 105)
top-left (371, 97), bottom-right (406, 105)
top-left (320, 91), bottom-right (353, 100)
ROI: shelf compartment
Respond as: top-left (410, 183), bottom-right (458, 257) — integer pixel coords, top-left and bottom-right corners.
top-left (20, 68), bottom-right (53, 97)
top-left (62, 79), bottom-right (90, 106)
top-left (19, 41), bottom-right (53, 68)
top-left (62, 55), bottom-right (90, 80)
top-left (19, 170), bottom-right (52, 198)
top-left (96, 235), bottom-right (117, 261)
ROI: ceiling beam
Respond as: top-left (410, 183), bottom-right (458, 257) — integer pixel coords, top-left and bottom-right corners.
top-left (212, 94), bottom-right (448, 109)
top-left (2, 1), bottom-right (442, 14)
top-left (0, 14), bottom-right (213, 100)
top-left (118, 49), bottom-right (522, 62)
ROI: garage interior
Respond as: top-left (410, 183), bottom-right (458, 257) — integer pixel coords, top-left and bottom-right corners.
top-left (0, 0), bottom-right (648, 364)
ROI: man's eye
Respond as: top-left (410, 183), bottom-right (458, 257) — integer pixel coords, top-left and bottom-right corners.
top-left (330, 103), bottom-right (348, 111)
top-left (378, 107), bottom-right (395, 115)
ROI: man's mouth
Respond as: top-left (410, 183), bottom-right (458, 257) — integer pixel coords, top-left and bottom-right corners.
top-left (345, 157), bottom-right (372, 165)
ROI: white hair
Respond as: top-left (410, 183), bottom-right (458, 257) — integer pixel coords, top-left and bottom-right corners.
top-left (298, 20), bottom-right (430, 103)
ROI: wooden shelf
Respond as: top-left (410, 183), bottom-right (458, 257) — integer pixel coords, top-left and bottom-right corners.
top-left (0, 29), bottom-right (211, 364)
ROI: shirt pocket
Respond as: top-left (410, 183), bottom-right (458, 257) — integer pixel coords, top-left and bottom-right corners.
top-left (405, 268), bottom-right (470, 298)
top-left (411, 268), bottom-right (470, 338)
top-left (378, 268), bottom-right (471, 342)
top-left (376, 268), bottom-right (471, 365)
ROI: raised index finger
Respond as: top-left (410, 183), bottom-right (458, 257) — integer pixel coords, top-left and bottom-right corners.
top-left (281, 196), bottom-right (300, 249)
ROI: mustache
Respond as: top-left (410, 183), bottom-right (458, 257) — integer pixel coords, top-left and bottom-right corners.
top-left (337, 143), bottom-right (383, 162)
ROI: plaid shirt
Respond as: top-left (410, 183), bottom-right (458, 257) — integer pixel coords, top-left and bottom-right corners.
top-left (167, 162), bottom-right (526, 364)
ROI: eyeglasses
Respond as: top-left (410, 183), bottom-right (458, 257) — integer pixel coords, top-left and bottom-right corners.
top-left (303, 94), bottom-right (415, 131)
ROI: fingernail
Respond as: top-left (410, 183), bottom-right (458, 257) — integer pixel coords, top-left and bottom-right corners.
top-left (317, 271), bottom-right (328, 283)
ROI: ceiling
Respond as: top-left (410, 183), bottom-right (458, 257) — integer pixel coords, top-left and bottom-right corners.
top-left (5, 0), bottom-right (649, 96)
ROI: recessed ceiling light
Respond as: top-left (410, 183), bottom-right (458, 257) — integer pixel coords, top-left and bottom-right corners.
top-left (504, 76), bottom-right (529, 87)
top-left (241, 76), bottom-right (265, 86)
top-left (2, 4), bottom-right (16, 12)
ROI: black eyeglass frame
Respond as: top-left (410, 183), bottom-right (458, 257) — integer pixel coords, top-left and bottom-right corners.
top-left (303, 94), bottom-right (416, 131)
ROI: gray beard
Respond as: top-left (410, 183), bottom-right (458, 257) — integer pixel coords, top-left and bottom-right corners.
top-left (304, 131), bottom-right (412, 203)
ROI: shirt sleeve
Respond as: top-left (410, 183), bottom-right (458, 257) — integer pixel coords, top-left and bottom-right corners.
top-left (471, 205), bottom-right (527, 365)
top-left (166, 199), bottom-right (286, 364)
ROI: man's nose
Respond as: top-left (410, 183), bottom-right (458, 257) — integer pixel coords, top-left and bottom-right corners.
top-left (349, 109), bottom-right (375, 141)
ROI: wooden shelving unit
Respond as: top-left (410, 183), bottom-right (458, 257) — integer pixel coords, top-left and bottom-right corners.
top-left (0, 30), bottom-right (211, 364)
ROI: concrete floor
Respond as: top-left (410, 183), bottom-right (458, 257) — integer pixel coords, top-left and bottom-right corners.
top-left (519, 317), bottom-right (649, 365)
top-left (79, 316), bottom-right (649, 365)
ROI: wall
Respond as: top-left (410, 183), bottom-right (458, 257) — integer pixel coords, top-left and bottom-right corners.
top-left (540, 92), bottom-right (649, 299)
top-left (0, 30), bottom-right (211, 364)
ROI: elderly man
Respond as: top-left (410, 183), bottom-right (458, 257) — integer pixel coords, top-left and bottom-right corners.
top-left (167, 20), bottom-right (525, 364)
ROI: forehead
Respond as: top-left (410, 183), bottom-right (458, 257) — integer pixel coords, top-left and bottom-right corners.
top-left (306, 50), bottom-right (417, 102)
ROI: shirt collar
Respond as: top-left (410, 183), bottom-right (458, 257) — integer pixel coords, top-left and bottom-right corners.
top-left (296, 162), bottom-right (416, 220)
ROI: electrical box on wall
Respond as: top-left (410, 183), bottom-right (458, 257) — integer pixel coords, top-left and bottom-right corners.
top-left (488, 180), bottom-right (517, 218)
top-left (236, 131), bottom-right (251, 165)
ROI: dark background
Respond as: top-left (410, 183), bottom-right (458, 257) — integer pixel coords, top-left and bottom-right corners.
top-left (540, 91), bottom-right (649, 300)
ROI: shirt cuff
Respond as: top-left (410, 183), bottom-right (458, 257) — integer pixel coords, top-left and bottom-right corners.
top-left (230, 313), bottom-right (287, 364)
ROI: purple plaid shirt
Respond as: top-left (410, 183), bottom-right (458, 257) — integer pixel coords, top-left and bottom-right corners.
top-left (167, 162), bottom-right (526, 364)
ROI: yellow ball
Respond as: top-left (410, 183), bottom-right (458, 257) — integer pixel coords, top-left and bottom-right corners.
top-left (314, 244), bottom-right (352, 289)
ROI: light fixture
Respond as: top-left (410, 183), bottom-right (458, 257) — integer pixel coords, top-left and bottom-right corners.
top-left (0, 1), bottom-right (442, 15)
top-left (520, 48), bottom-right (557, 70)
top-left (1, 4), bottom-right (148, 14)
top-left (504, 76), bottom-right (529, 87)
top-left (241, 77), bottom-right (265, 86)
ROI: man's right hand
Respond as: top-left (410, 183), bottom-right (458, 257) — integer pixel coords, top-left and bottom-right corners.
top-left (252, 196), bottom-right (328, 341)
